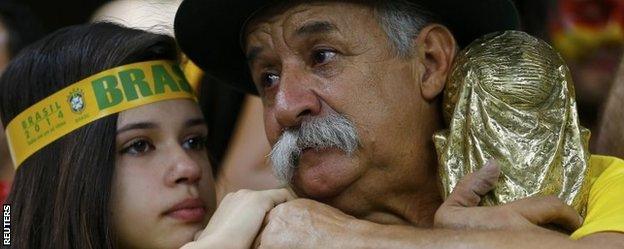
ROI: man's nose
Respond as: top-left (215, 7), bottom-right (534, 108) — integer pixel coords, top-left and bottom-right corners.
top-left (274, 67), bottom-right (321, 128)
top-left (165, 146), bottom-right (203, 187)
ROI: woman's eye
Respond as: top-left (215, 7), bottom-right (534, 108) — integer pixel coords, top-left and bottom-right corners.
top-left (121, 140), bottom-right (153, 156)
top-left (183, 136), bottom-right (207, 151)
top-left (312, 50), bottom-right (337, 65)
top-left (261, 72), bottom-right (280, 89)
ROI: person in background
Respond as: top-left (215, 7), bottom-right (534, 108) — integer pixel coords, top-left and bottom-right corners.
top-left (212, 95), bottom-right (280, 200)
top-left (91, 0), bottom-right (181, 37)
top-left (548, 0), bottom-right (624, 134)
top-left (0, 1), bottom-right (43, 204)
top-left (514, 0), bottom-right (623, 149)
top-left (595, 57), bottom-right (624, 158)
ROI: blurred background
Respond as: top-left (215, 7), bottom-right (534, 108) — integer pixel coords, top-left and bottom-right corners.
top-left (0, 0), bottom-right (623, 204)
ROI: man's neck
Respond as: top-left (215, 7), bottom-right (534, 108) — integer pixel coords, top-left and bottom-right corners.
top-left (321, 159), bottom-right (443, 227)
top-left (360, 176), bottom-right (443, 227)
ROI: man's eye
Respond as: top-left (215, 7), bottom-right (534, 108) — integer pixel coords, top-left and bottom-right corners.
top-left (312, 50), bottom-right (337, 65)
top-left (121, 140), bottom-right (154, 155)
top-left (261, 72), bottom-right (280, 88)
top-left (183, 136), bottom-right (207, 151)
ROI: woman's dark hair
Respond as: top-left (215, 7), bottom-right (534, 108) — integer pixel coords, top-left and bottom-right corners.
top-left (0, 22), bottom-right (178, 249)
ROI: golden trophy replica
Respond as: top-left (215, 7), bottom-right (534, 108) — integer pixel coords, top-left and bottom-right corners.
top-left (434, 31), bottom-right (592, 214)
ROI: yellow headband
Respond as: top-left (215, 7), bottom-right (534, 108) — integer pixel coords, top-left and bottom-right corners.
top-left (5, 60), bottom-right (196, 168)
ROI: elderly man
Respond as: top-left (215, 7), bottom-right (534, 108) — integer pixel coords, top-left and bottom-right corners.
top-left (174, 0), bottom-right (624, 248)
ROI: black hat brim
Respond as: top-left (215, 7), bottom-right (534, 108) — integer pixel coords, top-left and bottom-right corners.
top-left (174, 0), bottom-right (520, 95)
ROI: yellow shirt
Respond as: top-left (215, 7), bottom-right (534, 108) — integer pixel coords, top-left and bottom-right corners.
top-left (571, 155), bottom-right (624, 239)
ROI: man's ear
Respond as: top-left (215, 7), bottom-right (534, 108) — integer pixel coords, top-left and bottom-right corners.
top-left (412, 24), bottom-right (457, 101)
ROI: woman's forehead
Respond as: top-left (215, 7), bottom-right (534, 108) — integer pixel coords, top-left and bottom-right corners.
top-left (116, 99), bottom-right (203, 128)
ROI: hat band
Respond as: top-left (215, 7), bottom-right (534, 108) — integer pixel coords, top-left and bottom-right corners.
top-left (5, 60), bottom-right (196, 168)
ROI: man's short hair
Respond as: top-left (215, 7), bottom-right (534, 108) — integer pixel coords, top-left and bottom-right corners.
top-left (370, 0), bottom-right (439, 57)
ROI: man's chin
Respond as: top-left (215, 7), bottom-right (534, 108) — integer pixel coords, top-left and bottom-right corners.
top-left (290, 148), bottom-right (359, 199)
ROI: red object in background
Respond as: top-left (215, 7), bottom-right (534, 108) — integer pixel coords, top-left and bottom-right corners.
top-left (0, 181), bottom-right (10, 204)
top-left (559, 0), bottom-right (624, 29)
top-left (549, 0), bottom-right (624, 60)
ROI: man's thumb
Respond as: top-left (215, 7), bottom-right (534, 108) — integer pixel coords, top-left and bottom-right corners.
top-left (444, 160), bottom-right (501, 207)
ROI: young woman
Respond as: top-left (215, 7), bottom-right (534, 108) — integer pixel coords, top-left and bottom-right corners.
top-left (0, 22), bottom-right (291, 249)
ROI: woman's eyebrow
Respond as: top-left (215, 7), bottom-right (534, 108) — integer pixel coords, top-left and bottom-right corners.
top-left (185, 118), bottom-right (206, 128)
top-left (116, 122), bottom-right (158, 135)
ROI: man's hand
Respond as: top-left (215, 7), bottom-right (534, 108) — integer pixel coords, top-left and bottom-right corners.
top-left (434, 161), bottom-right (583, 233)
top-left (253, 198), bottom-right (365, 249)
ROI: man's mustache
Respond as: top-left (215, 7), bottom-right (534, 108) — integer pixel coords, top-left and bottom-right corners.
top-left (269, 113), bottom-right (360, 184)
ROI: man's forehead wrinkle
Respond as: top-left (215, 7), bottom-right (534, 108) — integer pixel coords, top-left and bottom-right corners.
top-left (278, 5), bottom-right (328, 53)
top-left (244, 5), bottom-right (291, 55)
top-left (245, 21), bottom-right (272, 49)
top-left (245, 6), bottom-right (307, 56)
top-left (295, 21), bottom-right (336, 36)
top-left (245, 20), bottom-right (272, 39)
top-left (287, 4), bottom-right (375, 43)
top-left (245, 2), bottom-right (382, 64)
top-left (245, 24), bottom-right (274, 64)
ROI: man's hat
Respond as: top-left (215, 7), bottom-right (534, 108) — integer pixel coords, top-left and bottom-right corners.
top-left (174, 0), bottom-right (521, 95)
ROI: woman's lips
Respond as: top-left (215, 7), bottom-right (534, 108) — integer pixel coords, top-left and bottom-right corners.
top-left (164, 198), bottom-right (206, 223)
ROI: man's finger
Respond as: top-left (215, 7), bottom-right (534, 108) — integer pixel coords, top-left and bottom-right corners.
top-left (259, 188), bottom-right (296, 206)
top-left (444, 160), bottom-right (501, 207)
top-left (505, 195), bottom-right (583, 232)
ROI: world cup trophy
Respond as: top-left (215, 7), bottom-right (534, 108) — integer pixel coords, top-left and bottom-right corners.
top-left (434, 31), bottom-right (592, 215)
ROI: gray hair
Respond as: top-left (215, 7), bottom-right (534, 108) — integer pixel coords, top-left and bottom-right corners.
top-left (370, 0), bottom-right (438, 58)
top-left (269, 113), bottom-right (359, 184)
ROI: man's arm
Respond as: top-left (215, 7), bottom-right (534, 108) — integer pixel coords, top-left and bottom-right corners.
top-left (254, 163), bottom-right (624, 249)
top-left (255, 198), bottom-right (624, 249)
top-left (343, 218), bottom-right (623, 249)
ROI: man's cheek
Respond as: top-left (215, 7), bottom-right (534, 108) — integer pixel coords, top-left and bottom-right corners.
top-left (263, 113), bottom-right (280, 143)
